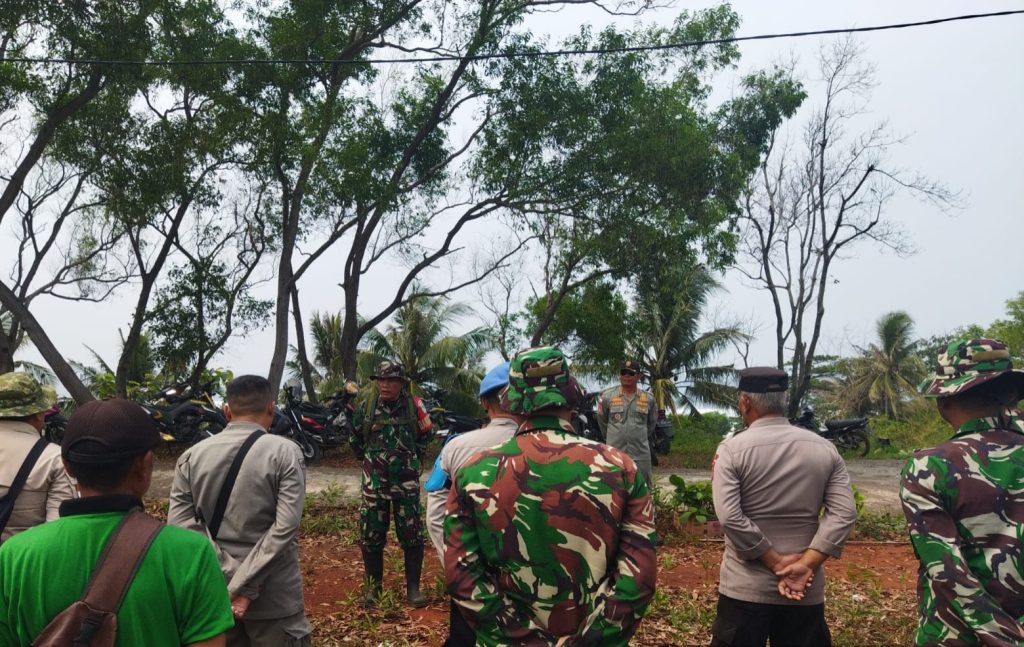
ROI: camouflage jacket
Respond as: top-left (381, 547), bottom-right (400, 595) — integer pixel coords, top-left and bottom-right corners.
top-left (899, 411), bottom-right (1024, 646)
top-left (351, 392), bottom-right (432, 496)
top-left (444, 413), bottom-right (658, 646)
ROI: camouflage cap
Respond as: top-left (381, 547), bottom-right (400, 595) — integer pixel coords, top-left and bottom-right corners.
top-left (505, 346), bottom-right (582, 414)
top-left (920, 338), bottom-right (1024, 398)
top-left (370, 360), bottom-right (410, 382)
top-left (0, 372), bottom-right (56, 418)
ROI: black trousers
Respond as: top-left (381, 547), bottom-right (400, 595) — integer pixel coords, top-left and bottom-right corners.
top-left (709, 594), bottom-right (831, 647)
top-left (442, 599), bottom-right (476, 647)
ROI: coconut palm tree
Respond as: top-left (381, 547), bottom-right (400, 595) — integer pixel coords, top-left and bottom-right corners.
top-left (631, 267), bottom-right (748, 416)
top-left (361, 295), bottom-right (491, 406)
top-left (845, 311), bottom-right (926, 419)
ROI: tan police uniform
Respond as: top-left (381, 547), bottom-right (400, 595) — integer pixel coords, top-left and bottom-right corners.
top-left (597, 386), bottom-right (657, 484)
top-left (712, 416), bottom-right (857, 605)
top-left (0, 420), bottom-right (76, 542)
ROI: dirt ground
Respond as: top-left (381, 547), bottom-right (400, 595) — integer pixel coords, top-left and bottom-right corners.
top-left (298, 535), bottom-right (918, 646)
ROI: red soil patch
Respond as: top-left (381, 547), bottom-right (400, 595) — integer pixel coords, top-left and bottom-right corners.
top-left (300, 536), bottom-right (918, 624)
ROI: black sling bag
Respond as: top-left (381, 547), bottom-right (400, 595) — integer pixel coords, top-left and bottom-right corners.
top-left (0, 437), bottom-right (50, 536)
top-left (206, 430), bottom-right (264, 540)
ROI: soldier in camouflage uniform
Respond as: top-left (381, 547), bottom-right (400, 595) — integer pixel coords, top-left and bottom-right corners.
top-left (900, 338), bottom-right (1024, 646)
top-left (350, 361), bottom-right (433, 607)
top-left (444, 346), bottom-right (657, 646)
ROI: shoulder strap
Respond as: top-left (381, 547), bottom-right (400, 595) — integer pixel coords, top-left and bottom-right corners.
top-left (361, 394), bottom-right (378, 439)
top-left (208, 430), bottom-right (264, 539)
top-left (0, 437), bottom-right (50, 534)
top-left (407, 394), bottom-right (418, 429)
top-left (80, 510), bottom-right (163, 612)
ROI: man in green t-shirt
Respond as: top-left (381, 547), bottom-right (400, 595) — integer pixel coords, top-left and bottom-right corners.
top-left (0, 398), bottom-right (234, 647)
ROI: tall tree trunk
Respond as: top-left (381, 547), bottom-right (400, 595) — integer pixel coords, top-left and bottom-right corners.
top-left (0, 281), bottom-right (94, 403)
top-left (115, 273), bottom-right (159, 397)
top-left (290, 285), bottom-right (318, 403)
top-left (0, 337), bottom-right (15, 374)
top-left (340, 284), bottom-right (361, 380)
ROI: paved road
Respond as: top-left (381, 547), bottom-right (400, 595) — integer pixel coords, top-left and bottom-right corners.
top-left (150, 459), bottom-right (907, 512)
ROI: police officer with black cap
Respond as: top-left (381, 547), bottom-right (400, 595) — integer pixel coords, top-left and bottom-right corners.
top-left (709, 367), bottom-right (857, 647)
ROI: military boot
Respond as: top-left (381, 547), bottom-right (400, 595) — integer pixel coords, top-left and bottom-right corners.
top-left (360, 547), bottom-right (384, 607)
top-left (404, 545), bottom-right (427, 608)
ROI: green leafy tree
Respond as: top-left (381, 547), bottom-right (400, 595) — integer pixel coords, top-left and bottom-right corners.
top-left (360, 294), bottom-right (491, 413)
top-left (0, 1), bottom-right (196, 403)
top-left (526, 280), bottom-right (629, 379)
top-left (832, 312), bottom-right (926, 419)
top-left (475, 10), bottom-right (805, 346)
top-left (987, 291), bottom-right (1024, 364)
top-left (146, 254), bottom-right (272, 389)
top-left (630, 267), bottom-right (748, 416)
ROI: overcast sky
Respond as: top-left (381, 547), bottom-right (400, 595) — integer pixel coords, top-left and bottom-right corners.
top-left (14, 1), bottom-right (1024, 389)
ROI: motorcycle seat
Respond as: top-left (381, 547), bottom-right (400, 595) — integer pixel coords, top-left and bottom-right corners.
top-left (825, 417), bottom-right (867, 431)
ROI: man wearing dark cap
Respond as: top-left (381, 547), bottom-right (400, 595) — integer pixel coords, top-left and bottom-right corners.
top-left (0, 372), bottom-right (74, 542)
top-left (0, 398), bottom-right (234, 646)
top-left (709, 367), bottom-right (857, 647)
top-left (900, 339), bottom-right (1024, 645)
top-left (597, 359), bottom-right (658, 486)
top-left (350, 360), bottom-right (433, 607)
top-left (169, 375), bottom-right (310, 647)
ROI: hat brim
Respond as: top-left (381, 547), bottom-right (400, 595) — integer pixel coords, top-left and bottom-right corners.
top-left (0, 384), bottom-right (56, 417)
top-left (923, 369), bottom-right (1024, 398)
top-left (370, 375), bottom-right (410, 382)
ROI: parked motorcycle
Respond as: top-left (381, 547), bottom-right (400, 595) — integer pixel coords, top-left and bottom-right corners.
top-left (428, 404), bottom-right (483, 441)
top-left (791, 407), bottom-right (871, 457)
top-left (649, 408), bottom-right (674, 466)
top-left (571, 391), bottom-right (605, 442)
top-left (140, 381), bottom-right (227, 445)
top-left (43, 401), bottom-right (69, 445)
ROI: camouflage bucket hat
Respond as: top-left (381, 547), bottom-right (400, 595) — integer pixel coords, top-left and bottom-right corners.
top-left (920, 338), bottom-right (1024, 399)
top-left (370, 361), bottom-right (409, 382)
top-left (504, 346), bottom-right (582, 414)
top-left (0, 372), bottom-right (56, 417)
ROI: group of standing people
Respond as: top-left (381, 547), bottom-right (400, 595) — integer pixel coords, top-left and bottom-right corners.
top-left (0, 373), bottom-right (311, 646)
top-left (0, 336), bottom-right (1021, 646)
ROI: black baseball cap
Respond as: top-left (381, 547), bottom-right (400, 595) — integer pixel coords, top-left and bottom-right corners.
top-left (737, 367), bottom-right (789, 393)
top-left (620, 359), bottom-right (641, 374)
top-left (62, 399), bottom-right (162, 464)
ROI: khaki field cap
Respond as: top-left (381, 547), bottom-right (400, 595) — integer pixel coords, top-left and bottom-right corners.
top-left (0, 372), bottom-right (56, 417)
top-left (920, 338), bottom-right (1024, 399)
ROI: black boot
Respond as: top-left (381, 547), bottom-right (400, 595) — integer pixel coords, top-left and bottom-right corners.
top-left (361, 547), bottom-right (384, 607)
top-left (404, 545), bottom-right (427, 608)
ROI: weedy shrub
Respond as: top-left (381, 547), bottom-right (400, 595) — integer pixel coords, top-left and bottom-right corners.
top-left (869, 406), bottom-right (950, 453)
top-left (668, 475), bottom-right (716, 523)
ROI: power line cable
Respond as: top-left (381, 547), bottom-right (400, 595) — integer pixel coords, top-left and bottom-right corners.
top-left (3, 9), bottom-right (1023, 67)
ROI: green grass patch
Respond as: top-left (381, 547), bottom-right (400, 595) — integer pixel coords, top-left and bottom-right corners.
top-left (302, 485), bottom-right (359, 536)
top-left (868, 407), bottom-right (951, 455)
top-left (854, 510), bottom-right (908, 542)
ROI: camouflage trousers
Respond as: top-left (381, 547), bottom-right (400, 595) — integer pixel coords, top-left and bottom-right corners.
top-left (359, 492), bottom-right (424, 551)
